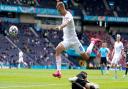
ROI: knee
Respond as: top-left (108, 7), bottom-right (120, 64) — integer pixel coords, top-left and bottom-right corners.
top-left (55, 43), bottom-right (65, 57)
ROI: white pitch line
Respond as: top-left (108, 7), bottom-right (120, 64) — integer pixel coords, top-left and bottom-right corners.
top-left (0, 83), bottom-right (64, 89)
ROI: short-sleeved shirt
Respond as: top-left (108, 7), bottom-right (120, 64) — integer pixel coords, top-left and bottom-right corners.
top-left (62, 11), bottom-right (78, 42)
top-left (99, 47), bottom-right (109, 57)
top-left (114, 41), bottom-right (124, 55)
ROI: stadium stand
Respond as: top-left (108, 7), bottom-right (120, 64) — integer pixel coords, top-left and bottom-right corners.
top-left (0, 0), bottom-right (128, 69)
top-left (0, 0), bottom-right (36, 6)
top-left (0, 22), bottom-right (71, 68)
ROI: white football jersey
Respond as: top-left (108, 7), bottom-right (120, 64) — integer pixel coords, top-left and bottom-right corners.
top-left (114, 41), bottom-right (124, 55)
top-left (62, 11), bottom-right (78, 41)
top-left (19, 51), bottom-right (23, 58)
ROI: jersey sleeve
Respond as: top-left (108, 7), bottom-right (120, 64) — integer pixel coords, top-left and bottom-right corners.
top-left (65, 12), bottom-right (73, 22)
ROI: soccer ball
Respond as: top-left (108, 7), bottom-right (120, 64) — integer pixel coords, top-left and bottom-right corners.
top-left (9, 25), bottom-right (18, 36)
top-left (79, 60), bottom-right (85, 66)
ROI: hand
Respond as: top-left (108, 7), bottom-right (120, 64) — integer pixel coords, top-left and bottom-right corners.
top-left (55, 26), bottom-right (61, 30)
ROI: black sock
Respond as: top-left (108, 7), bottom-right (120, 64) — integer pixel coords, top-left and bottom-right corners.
top-left (125, 68), bottom-right (128, 75)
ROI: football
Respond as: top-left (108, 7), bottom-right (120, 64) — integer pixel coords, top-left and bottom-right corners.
top-left (79, 60), bottom-right (86, 66)
top-left (9, 25), bottom-right (18, 36)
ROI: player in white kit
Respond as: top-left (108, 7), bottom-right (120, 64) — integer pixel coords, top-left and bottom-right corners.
top-left (53, 1), bottom-right (100, 78)
top-left (111, 34), bottom-right (124, 79)
top-left (18, 50), bottom-right (27, 68)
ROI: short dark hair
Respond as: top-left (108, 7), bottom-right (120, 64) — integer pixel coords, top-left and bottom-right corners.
top-left (80, 71), bottom-right (88, 75)
top-left (77, 71), bottom-right (87, 79)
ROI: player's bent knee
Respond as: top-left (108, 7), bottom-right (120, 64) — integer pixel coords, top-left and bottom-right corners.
top-left (56, 43), bottom-right (65, 53)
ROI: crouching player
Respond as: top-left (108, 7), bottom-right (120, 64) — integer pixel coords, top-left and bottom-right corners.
top-left (68, 71), bottom-right (99, 89)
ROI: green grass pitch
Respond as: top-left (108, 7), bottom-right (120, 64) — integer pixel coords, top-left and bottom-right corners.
top-left (0, 69), bottom-right (127, 89)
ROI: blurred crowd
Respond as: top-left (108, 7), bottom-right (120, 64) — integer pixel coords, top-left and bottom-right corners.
top-left (0, 22), bottom-right (70, 68)
top-left (0, 0), bottom-right (37, 6)
top-left (1, 0), bottom-right (128, 17)
top-left (0, 22), bottom-right (128, 68)
top-left (0, 0), bottom-right (55, 7)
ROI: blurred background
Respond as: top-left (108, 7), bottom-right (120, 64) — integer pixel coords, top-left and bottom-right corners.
top-left (0, 0), bottom-right (127, 70)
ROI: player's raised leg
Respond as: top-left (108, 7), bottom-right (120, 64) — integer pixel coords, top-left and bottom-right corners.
top-left (80, 38), bottom-right (101, 60)
top-left (86, 38), bottom-right (100, 54)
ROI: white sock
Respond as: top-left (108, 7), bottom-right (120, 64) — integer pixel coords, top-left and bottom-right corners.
top-left (86, 41), bottom-right (95, 54)
top-left (56, 56), bottom-right (61, 71)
